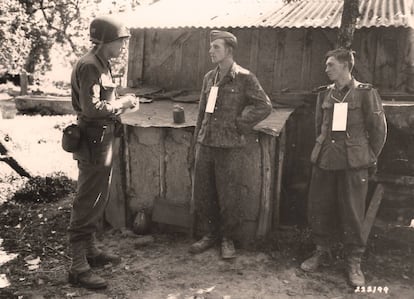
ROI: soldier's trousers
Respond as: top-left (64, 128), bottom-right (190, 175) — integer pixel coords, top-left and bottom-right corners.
top-left (68, 123), bottom-right (115, 247)
top-left (68, 160), bottom-right (113, 244)
top-left (308, 166), bottom-right (369, 250)
top-left (193, 144), bottom-right (243, 238)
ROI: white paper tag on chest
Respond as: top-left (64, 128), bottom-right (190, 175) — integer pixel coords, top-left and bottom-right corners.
top-left (332, 102), bottom-right (348, 131)
top-left (205, 86), bottom-right (218, 113)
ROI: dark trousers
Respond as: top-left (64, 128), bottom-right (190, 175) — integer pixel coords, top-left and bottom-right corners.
top-left (308, 166), bottom-right (368, 250)
top-left (68, 160), bottom-right (113, 244)
top-left (193, 144), bottom-right (243, 238)
top-left (68, 125), bottom-right (115, 244)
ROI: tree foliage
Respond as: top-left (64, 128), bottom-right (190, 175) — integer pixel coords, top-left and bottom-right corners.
top-left (0, 0), bottom-right (148, 79)
top-left (0, 0), bottom-right (93, 76)
top-left (0, 0), bottom-right (34, 74)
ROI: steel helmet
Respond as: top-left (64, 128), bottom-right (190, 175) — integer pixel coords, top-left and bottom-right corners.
top-left (89, 16), bottom-right (130, 44)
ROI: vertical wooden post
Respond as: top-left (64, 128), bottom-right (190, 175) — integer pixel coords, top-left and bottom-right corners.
top-left (257, 134), bottom-right (273, 237)
top-left (272, 30), bottom-right (285, 93)
top-left (274, 127), bottom-right (286, 227)
top-left (406, 28), bottom-right (414, 92)
top-left (197, 30), bottom-right (207, 88)
top-left (159, 129), bottom-right (166, 200)
top-left (20, 70), bottom-right (28, 95)
top-left (189, 152), bottom-right (196, 237)
top-left (123, 125), bottom-right (132, 225)
top-left (249, 29), bottom-right (260, 74)
top-left (174, 35), bottom-right (184, 74)
top-left (127, 29), bottom-right (145, 87)
top-left (300, 30), bottom-right (312, 90)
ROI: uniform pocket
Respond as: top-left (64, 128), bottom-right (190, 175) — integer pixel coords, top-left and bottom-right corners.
top-left (347, 100), bottom-right (364, 125)
top-left (345, 137), bottom-right (376, 168)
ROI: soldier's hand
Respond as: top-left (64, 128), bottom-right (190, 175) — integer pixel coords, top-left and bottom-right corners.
top-left (235, 117), bottom-right (251, 135)
top-left (119, 94), bottom-right (138, 109)
top-left (132, 96), bottom-right (140, 107)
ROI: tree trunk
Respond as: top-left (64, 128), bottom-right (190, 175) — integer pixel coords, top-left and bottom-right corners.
top-left (337, 0), bottom-right (360, 49)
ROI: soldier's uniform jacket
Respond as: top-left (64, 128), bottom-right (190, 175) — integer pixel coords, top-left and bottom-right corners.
top-left (194, 63), bottom-right (272, 148)
top-left (311, 78), bottom-right (387, 169)
top-left (70, 49), bottom-right (120, 165)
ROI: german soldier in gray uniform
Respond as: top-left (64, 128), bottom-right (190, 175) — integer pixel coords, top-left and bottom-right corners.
top-left (301, 48), bottom-right (387, 287)
top-left (68, 16), bottom-right (138, 289)
top-left (189, 30), bottom-right (272, 259)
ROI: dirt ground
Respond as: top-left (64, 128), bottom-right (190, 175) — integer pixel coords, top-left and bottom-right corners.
top-left (1, 98), bottom-right (414, 299)
top-left (0, 194), bottom-right (413, 299)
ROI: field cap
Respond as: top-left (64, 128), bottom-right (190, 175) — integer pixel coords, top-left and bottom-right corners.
top-left (210, 30), bottom-right (237, 48)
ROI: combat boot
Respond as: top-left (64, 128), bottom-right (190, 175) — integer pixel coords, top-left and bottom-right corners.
top-left (68, 241), bottom-right (107, 289)
top-left (68, 269), bottom-right (107, 289)
top-left (346, 255), bottom-right (365, 287)
top-left (221, 237), bottom-right (236, 259)
top-left (86, 234), bottom-right (121, 267)
top-left (300, 245), bottom-right (331, 272)
top-left (189, 233), bottom-right (218, 254)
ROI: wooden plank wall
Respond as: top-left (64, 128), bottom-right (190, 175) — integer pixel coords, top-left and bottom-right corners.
top-left (124, 26), bottom-right (414, 228)
top-left (127, 27), bottom-right (412, 95)
top-left (127, 28), bottom-right (145, 87)
top-left (125, 127), bottom-right (195, 227)
top-left (125, 126), bottom-right (279, 242)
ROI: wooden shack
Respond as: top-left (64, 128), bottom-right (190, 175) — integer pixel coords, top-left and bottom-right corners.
top-left (114, 101), bottom-right (293, 244)
top-left (106, 0), bottom-right (414, 240)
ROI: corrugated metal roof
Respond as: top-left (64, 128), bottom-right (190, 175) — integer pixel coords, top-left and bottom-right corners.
top-left (262, 0), bottom-right (414, 28)
top-left (119, 0), bottom-right (414, 29)
top-left (119, 0), bottom-right (281, 29)
top-left (358, 0), bottom-right (414, 28)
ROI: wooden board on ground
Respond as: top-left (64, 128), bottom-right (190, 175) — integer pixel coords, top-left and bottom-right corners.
top-left (14, 95), bottom-right (74, 115)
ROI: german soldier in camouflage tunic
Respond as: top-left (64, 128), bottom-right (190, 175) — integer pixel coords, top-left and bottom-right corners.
top-left (301, 48), bottom-right (387, 287)
top-left (189, 30), bottom-right (272, 259)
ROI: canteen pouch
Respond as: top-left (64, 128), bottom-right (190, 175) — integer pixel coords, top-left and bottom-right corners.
top-left (62, 124), bottom-right (81, 153)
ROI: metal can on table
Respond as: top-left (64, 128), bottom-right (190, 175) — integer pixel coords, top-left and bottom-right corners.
top-left (173, 105), bottom-right (185, 124)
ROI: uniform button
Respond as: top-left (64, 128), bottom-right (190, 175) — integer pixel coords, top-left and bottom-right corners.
top-left (214, 118), bottom-right (217, 121)
top-left (214, 107), bottom-right (218, 110)
top-left (331, 139), bottom-right (335, 143)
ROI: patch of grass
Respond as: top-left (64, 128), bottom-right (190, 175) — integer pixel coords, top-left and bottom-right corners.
top-left (12, 172), bottom-right (76, 203)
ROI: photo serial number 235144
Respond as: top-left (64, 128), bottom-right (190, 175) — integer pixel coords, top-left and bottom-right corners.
top-left (355, 286), bottom-right (389, 294)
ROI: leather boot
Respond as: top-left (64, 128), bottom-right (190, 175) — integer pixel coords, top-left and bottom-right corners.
top-left (189, 234), bottom-right (218, 254)
top-left (69, 241), bottom-right (90, 274)
top-left (68, 241), bottom-right (107, 289)
top-left (86, 234), bottom-right (121, 267)
top-left (346, 255), bottom-right (365, 287)
top-left (68, 269), bottom-right (107, 289)
top-left (221, 237), bottom-right (236, 259)
top-left (300, 245), bottom-right (331, 272)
